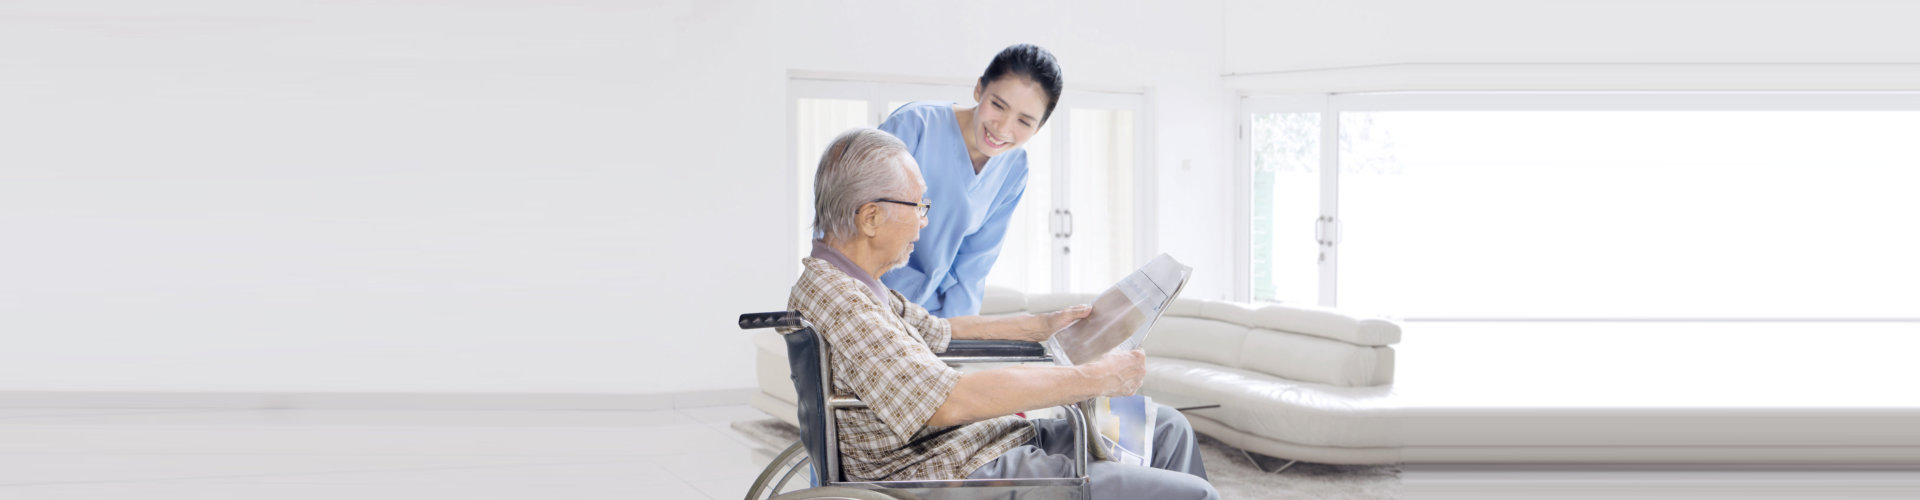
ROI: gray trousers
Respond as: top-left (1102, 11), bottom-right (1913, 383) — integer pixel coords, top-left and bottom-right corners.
top-left (968, 404), bottom-right (1219, 500)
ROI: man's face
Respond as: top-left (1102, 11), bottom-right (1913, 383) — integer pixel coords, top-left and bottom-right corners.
top-left (876, 157), bottom-right (929, 272)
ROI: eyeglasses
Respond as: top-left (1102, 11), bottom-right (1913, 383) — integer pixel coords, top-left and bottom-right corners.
top-left (872, 198), bottom-right (932, 218)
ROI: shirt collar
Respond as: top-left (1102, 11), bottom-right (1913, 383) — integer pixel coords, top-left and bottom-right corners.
top-left (810, 239), bottom-right (891, 306)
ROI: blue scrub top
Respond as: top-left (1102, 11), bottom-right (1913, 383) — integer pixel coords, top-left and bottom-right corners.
top-left (879, 101), bottom-right (1029, 317)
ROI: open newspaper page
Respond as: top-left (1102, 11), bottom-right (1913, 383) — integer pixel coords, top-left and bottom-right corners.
top-left (1045, 253), bottom-right (1192, 366)
top-left (1044, 254), bottom-right (1190, 461)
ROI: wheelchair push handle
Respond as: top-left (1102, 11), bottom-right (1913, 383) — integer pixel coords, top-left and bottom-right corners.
top-left (738, 311), bottom-right (806, 330)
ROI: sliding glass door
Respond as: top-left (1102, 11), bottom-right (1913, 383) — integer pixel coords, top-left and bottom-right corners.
top-left (1245, 92), bottom-right (1920, 320)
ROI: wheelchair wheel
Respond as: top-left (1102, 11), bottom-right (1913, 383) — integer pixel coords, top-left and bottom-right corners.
top-left (770, 486), bottom-right (912, 500)
top-left (745, 441), bottom-right (814, 500)
top-left (747, 441), bottom-right (917, 500)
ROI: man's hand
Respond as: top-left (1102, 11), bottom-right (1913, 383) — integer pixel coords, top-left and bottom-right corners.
top-left (1032, 304), bottom-right (1092, 341)
top-left (1084, 349), bottom-right (1146, 397)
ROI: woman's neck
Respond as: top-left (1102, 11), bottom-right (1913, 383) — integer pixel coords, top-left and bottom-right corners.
top-left (951, 105), bottom-right (991, 172)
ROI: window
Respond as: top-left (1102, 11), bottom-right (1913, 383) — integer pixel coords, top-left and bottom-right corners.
top-left (1246, 93), bottom-right (1920, 320)
top-left (986, 120), bottom-right (1055, 293)
top-left (1249, 110), bottom-right (1320, 305)
top-left (1063, 108), bottom-right (1138, 292)
top-left (791, 78), bottom-right (1149, 294)
top-left (793, 97), bottom-right (868, 259)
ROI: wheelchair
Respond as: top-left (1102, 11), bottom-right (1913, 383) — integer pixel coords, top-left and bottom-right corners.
top-left (738, 311), bottom-right (1094, 500)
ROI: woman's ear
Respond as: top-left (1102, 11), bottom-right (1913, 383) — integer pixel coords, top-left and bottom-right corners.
top-left (973, 81), bottom-right (984, 103)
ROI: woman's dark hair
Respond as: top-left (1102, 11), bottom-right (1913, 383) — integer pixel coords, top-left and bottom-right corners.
top-left (978, 44), bottom-right (1064, 124)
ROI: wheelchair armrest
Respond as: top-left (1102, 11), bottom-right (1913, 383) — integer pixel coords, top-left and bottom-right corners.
top-left (847, 401), bottom-right (1091, 490)
top-left (938, 340), bottom-right (1052, 363)
top-left (738, 311), bottom-right (806, 330)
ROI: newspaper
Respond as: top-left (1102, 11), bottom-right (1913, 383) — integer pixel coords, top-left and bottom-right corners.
top-left (1044, 253), bottom-right (1192, 366)
top-left (1097, 394), bottom-right (1156, 466)
top-left (1042, 253), bottom-right (1191, 462)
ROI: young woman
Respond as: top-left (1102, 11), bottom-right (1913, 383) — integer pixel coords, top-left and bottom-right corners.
top-left (879, 44), bottom-right (1064, 317)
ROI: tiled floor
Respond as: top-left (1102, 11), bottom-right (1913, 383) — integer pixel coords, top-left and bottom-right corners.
top-left (1398, 465), bottom-right (1920, 499)
top-left (11, 405), bottom-right (1920, 499)
top-left (0, 405), bottom-right (783, 500)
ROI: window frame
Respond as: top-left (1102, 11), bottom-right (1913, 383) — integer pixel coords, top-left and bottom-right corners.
top-left (1238, 90), bottom-right (1920, 320)
top-left (1052, 89), bottom-right (1157, 292)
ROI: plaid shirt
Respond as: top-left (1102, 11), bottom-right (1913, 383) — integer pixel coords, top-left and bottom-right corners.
top-left (786, 257), bottom-right (1034, 481)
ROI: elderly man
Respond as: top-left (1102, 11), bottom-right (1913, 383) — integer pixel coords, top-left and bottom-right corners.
top-left (788, 127), bottom-right (1217, 499)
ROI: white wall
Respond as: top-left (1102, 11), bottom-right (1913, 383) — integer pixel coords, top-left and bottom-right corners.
top-left (1224, 0), bottom-right (1920, 81)
top-left (0, 0), bottom-right (1231, 396)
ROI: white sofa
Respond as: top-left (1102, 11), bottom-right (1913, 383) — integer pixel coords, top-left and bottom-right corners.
top-left (751, 287), bottom-right (1920, 465)
top-left (997, 288), bottom-right (1406, 465)
top-left (750, 286), bottom-right (1407, 464)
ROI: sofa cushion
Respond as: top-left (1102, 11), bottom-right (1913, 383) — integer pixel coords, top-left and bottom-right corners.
top-left (1249, 303), bottom-right (1402, 346)
top-left (979, 285), bottom-right (1029, 316)
top-left (1238, 329), bottom-right (1396, 386)
top-left (753, 331), bottom-right (798, 405)
top-left (1026, 293), bottom-right (1097, 314)
top-left (1140, 316), bottom-right (1247, 368)
top-left (1143, 315), bottom-right (1395, 387)
top-left (1142, 358), bottom-right (1401, 448)
top-left (1159, 298), bottom-right (1400, 347)
top-left (1165, 297), bottom-right (1206, 317)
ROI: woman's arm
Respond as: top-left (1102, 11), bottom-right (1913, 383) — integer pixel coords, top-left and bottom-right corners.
top-left (948, 305), bottom-right (1089, 342)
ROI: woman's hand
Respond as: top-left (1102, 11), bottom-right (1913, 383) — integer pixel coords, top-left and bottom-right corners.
top-left (1032, 304), bottom-right (1092, 341)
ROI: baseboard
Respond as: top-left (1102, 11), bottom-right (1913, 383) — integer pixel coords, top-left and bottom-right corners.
top-left (0, 388), bottom-right (757, 411)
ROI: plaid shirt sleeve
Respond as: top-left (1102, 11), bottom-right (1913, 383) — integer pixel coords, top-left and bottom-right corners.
top-left (797, 266), bottom-right (962, 443)
top-left (892, 290), bottom-right (952, 354)
top-left (789, 258), bottom-right (1033, 480)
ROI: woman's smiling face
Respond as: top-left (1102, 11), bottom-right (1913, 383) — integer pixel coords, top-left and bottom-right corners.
top-left (968, 75), bottom-right (1050, 158)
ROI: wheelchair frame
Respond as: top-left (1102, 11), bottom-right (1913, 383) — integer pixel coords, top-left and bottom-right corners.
top-left (739, 311), bottom-right (1092, 500)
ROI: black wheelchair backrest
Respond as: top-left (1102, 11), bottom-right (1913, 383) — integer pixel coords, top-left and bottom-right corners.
top-left (739, 311), bottom-right (834, 483)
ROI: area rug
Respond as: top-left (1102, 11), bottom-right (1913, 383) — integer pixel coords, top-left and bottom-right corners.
top-left (730, 418), bottom-right (1401, 499)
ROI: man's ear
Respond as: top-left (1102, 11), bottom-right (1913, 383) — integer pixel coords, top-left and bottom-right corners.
top-left (858, 203), bottom-right (882, 238)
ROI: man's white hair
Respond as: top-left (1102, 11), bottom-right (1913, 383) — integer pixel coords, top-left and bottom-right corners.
top-left (813, 128), bottom-right (914, 244)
